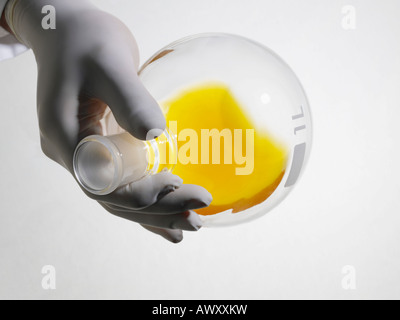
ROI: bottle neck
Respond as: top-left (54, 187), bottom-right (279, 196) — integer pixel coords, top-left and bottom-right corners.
top-left (145, 127), bottom-right (177, 175)
top-left (73, 128), bottom-right (177, 196)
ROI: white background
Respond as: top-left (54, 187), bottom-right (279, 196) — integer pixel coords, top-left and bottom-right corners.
top-left (0, 0), bottom-right (399, 300)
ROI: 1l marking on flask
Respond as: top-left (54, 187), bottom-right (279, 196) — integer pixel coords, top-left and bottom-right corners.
top-left (293, 105), bottom-right (306, 135)
top-left (285, 106), bottom-right (307, 188)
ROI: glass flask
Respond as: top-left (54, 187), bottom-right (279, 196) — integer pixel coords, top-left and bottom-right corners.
top-left (74, 33), bottom-right (312, 227)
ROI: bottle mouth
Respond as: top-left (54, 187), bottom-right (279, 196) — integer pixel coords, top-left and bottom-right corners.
top-left (73, 135), bottom-right (123, 196)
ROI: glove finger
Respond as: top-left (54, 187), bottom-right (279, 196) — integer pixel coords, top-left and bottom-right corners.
top-left (90, 171), bottom-right (183, 210)
top-left (104, 184), bottom-right (213, 215)
top-left (141, 225), bottom-right (183, 244)
top-left (100, 202), bottom-right (203, 231)
top-left (37, 69), bottom-right (80, 171)
top-left (87, 45), bottom-right (166, 141)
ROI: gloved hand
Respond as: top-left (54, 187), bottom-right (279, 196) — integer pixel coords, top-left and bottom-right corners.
top-left (4, 0), bottom-right (212, 243)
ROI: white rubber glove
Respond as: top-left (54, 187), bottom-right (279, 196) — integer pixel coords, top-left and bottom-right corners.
top-left (4, 0), bottom-right (212, 243)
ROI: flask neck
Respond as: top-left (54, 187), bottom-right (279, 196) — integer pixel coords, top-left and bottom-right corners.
top-left (73, 128), bottom-right (177, 196)
top-left (145, 127), bottom-right (177, 176)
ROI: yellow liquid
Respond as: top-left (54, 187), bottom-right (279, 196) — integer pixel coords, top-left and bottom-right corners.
top-left (161, 84), bottom-right (288, 216)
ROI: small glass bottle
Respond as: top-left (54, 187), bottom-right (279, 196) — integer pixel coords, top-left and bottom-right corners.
top-left (73, 129), bottom-right (177, 196)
